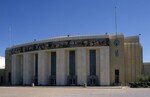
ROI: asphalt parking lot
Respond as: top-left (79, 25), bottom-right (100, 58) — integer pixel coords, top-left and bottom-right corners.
top-left (0, 86), bottom-right (150, 97)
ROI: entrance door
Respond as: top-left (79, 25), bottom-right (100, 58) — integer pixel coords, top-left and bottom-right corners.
top-left (51, 79), bottom-right (56, 85)
top-left (50, 52), bottom-right (56, 86)
top-left (8, 72), bottom-right (11, 84)
top-left (90, 79), bottom-right (96, 85)
top-left (115, 69), bottom-right (119, 84)
top-left (69, 79), bottom-right (75, 85)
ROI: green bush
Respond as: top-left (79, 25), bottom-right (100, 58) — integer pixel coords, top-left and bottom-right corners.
top-left (137, 74), bottom-right (149, 82)
top-left (129, 82), bottom-right (138, 88)
top-left (147, 82), bottom-right (150, 86)
top-left (129, 82), bottom-right (149, 88)
top-left (129, 74), bottom-right (150, 88)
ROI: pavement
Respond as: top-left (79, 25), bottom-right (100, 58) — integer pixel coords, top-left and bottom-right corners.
top-left (0, 86), bottom-right (150, 97)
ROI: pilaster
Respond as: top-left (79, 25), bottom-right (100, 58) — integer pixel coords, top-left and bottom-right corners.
top-left (100, 47), bottom-right (110, 85)
top-left (76, 48), bottom-right (87, 85)
top-left (23, 53), bottom-right (34, 85)
top-left (56, 49), bottom-right (67, 85)
top-left (38, 51), bottom-right (49, 85)
top-left (11, 55), bottom-right (16, 85)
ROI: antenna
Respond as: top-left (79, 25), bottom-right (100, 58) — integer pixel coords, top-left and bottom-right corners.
top-left (115, 6), bottom-right (118, 38)
top-left (9, 26), bottom-right (12, 47)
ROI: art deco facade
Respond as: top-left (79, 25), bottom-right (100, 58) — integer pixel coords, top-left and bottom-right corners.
top-left (5, 34), bottom-right (143, 86)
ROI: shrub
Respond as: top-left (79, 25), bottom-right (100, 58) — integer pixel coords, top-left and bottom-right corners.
top-left (137, 74), bottom-right (149, 82)
top-left (129, 82), bottom-right (150, 88)
top-left (147, 82), bottom-right (150, 86)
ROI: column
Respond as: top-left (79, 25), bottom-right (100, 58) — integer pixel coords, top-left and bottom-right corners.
top-left (11, 55), bottom-right (16, 85)
top-left (23, 53), bottom-right (34, 85)
top-left (127, 43), bottom-right (132, 83)
top-left (131, 43), bottom-right (135, 82)
top-left (23, 54), bottom-right (27, 85)
top-left (20, 55), bottom-right (23, 84)
top-left (96, 49), bottom-right (100, 85)
top-left (100, 47), bottom-right (110, 85)
top-left (12, 55), bottom-right (23, 85)
top-left (66, 51), bottom-right (69, 77)
top-left (56, 49), bottom-right (67, 85)
top-left (76, 48), bottom-right (87, 85)
top-left (17, 55), bottom-right (23, 85)
top-left (38, 51), bottom-right (49, 85)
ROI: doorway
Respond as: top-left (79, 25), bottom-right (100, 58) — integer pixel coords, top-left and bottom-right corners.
top-left (8, 72), bottom-right (11, 84)
top-left (115, 69), bottom-right (119, 84)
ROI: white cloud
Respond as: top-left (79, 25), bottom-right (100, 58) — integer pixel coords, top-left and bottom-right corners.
top-left (0, 56), bottom-right (5, 69)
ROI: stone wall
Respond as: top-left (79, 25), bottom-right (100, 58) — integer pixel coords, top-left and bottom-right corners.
top-left (143, 63), bottom-right (150, 80)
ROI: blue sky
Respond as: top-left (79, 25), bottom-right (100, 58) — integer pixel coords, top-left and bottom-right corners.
top-left (0, 0), bottom-right (150, 62)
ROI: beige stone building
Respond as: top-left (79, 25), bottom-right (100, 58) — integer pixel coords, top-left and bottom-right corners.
top-left (5, 34), bottom-right (143, 86)
top-left (143, 63), bottom-right (150, 80)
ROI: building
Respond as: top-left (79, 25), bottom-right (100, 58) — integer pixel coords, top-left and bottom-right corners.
top-left (143, 63), bottom-right (150, 80)
top-left (0, 69), bottom-right (5, 85)
top-left (5, 34), bottom-right (143, 86)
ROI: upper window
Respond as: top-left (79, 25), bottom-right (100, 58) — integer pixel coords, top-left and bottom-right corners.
top-left (115, 49), bottom-right (119, 57)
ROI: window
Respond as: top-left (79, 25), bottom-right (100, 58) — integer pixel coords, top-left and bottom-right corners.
top-left (35, 54), bottom-right (38, 77)
top-left (51, 52), bottom-right (56, 76)
top-left (90, 50), bottom-right (96, 75)
top-left (34, 54), bottom-right (38, 85)
top-left (50, 52), bottom-right (56, 85)
top-left (69, 51), bottom-right (75, 76)
top-left (115, 49), bottom-right (119, 57)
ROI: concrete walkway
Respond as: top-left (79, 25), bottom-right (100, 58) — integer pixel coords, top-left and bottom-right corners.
top-left (0, 86), bottom-right (149, 97)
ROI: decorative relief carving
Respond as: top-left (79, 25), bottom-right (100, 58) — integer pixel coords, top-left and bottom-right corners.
top-left (10, 38), bottom-right (109, 54)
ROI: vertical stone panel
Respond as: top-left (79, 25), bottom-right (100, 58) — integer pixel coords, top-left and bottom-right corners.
top-left (133, 43), bottom-right (136, 81)
top-left (96, 49), bottom-right (100, 85)
top-left (76, 48), bottom-right (87, 85)
top-left (20, 55), bottom-right (23, 84)
top-left (131, 43), bottom-right (134, 82)
top-left (124, 43), bottom-right (130, 83)
top-left (15, 55), bottom-right (19, 85)
top-left (100, 47), bottom-right (110, 85)
top-left (124, 43), bottom-right (127, 83)
top-left (128, 43), bottom-right (132, 82)
top-left (66, 50), bottom-right (69, 76)
top-left (135, 43), bottom-right (140, 81)
top-left (86, 49), bottom-right (89, 78)
top-left (23, 53), bottom-right (34, 85)
top-left (12, 55), bottom-right (23, 85)
top-left (56, 49), bottom-right (67, 85)
top-left (23, 54), bottom-right (27, 85)
top-left (16, 55), bottom-right (23, 85)
top-left (11, 55), bottom-right (16, 85)
top-left (48, 52), bottom-right (51, 76)
top-left (38, 51), bottom-right (49, 85)
top-left (139, 45), bottom-right (142, 75)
